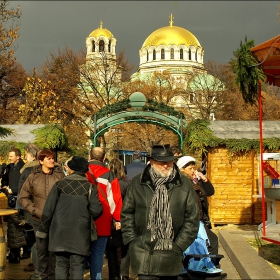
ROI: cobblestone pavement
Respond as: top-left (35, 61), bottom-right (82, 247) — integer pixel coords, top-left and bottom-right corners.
top-left (4, 234), bottom-right (241, 280)
top-left (4, 255), bottom-right (139, 280)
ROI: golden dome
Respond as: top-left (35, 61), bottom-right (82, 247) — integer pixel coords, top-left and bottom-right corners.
top-left (88, 21), bottom-right (114, 38)
top-left (141, 25), bottom-right (201, 49)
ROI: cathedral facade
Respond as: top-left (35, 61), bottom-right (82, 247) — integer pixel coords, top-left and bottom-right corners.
top-left (85, 15), bottom-right (221, 120)
top-left (85, 15), bottom-right (206, 84)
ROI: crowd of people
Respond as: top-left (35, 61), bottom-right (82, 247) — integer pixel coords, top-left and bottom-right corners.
top-left (0, 143), bottom-right (225, 280)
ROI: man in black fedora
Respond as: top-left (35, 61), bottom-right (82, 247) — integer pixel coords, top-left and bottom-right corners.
top-left (121, 144), bottom-right (199, 280)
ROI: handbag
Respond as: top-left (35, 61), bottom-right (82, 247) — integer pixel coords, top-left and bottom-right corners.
top-left (7, 194), bottom-right (17, 208)
top-left (88, 184), bottom-right (98, 241)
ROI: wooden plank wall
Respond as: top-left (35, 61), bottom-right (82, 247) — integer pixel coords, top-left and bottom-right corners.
top-left (207, 148), bottom-right (262, 225)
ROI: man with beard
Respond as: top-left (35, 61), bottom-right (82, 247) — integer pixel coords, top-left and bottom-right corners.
top-left (121, 144), bottom-right (199, 280)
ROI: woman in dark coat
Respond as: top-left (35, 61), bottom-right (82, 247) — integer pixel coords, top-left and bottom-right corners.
top-left (5, 211), bottom-right (26, 263)
top-left (177, 156), bottom-right (218, 255)
top-left (36, 156), bottom-right (103, 280)
top-left (107, 158), bottom-right (130, 280)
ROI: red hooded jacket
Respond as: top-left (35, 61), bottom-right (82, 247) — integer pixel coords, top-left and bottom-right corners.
top-left (87, 161), bottom-right (122, 236)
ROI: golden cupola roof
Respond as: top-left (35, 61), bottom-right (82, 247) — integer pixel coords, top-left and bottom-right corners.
top-left (141, 14), bottom-right (201, 49)
top-left (88, 21), bottom-right (114, 38)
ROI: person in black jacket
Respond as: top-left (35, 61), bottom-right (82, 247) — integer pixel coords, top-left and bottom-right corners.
top-left (125, 151), bottom-right (146, 180)
top-left (1, 147), bottom-right (25, 195)
top-left (177, 156), bottom-right (218, 255)
top-left (1, 147), bottom-right (25, 263)
top-left (121, 144), bottom-right (199, 279)
top-left (36, 156), bottom-right (103, 280)
top-left (107, 158), bottom-right (130, 280)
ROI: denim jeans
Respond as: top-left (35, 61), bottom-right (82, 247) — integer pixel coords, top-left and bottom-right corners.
top-left (90, 236), bottom-right (108, 280)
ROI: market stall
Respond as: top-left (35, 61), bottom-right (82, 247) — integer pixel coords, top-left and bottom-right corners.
top-left (250, 35), bottom-right (280, 244)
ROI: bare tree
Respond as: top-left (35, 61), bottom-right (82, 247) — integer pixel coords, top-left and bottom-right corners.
top-left (79, 50), bottom-right (133, 110)
top-left (18, 47), bottom-right (135, 150)
top-left (0, 0), bottom-right (21, 60)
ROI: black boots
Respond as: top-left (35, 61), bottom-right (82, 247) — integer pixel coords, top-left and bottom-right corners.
top-left (8, 252), bottom-right (20, 263)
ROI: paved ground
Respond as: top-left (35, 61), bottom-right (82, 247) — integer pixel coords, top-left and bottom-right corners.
top-left (4, 241), bottom-right (239, 280)
top-left (219, 229), bottom-right (280, 280)
top-left (5, 226), bottom-right (280, 279)
top-left (217, 240), bottom-right (241, 279)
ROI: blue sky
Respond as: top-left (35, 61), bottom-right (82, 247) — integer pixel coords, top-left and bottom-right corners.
top-left (11, 1), bottom-right (280, 73)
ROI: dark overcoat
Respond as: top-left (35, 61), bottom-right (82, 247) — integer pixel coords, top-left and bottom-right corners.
top-left (121, 164), bottom-right (200, 276)
top-left (37, 172), bottom-right (102, 256)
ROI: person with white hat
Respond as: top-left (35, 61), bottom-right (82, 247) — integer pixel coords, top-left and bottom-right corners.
top-left (176, 156), bottom-right (218, 256)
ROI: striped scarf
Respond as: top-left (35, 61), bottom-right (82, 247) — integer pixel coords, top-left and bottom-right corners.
top-left (147, 167), bottom-right (176, 250)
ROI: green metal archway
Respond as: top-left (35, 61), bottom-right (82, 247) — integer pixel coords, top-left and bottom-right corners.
top-left (89, 92), bottom-right (187, 149)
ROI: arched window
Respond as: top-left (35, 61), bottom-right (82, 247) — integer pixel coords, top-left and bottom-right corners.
top-left (180, 49), bottom-right (183, 59)
top-left (147, 50), bottom-right (149, 61)
top-left (170, 48), bottom-right (174, 59)
top-left (161, 49), bottom-right (165, 59)
top-left (195, 49), bottom-right (198, 61)
top-left (153, 49), bottom-right (156, 60)
top-left (189, 49), bottom-right (192, 60)
top-left (92, 41), bottom-right (95, 52)
top-left (99, 40), bottom-right (105, 52)
top-left (190, 93), bottom-right (194, 103)
top-left (108, 40), bottom-right (111, 53)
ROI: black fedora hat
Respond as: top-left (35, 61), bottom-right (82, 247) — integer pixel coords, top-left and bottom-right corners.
top-left (147, 144), bottom-right (177, 162)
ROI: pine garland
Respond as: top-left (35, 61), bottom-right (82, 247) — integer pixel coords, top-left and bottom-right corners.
top-left (94, 98), bottom-right (185, 120)
top-left (184, 119), bottom-right (280, 156)
top-left (95, 99), bottom-right (131, 119)
top-left (0, 126), bottom-right (14, 138)
top-left (231, 36), bottom-right (266, 105)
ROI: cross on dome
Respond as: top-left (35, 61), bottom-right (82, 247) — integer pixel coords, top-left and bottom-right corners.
top-left (99, 20), bottom-right (103, 28)
top-left (169, 14), bottom-right (174, 26)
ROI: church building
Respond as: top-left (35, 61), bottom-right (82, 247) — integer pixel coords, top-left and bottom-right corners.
top-left (84, 15), bottom-right (222, 120)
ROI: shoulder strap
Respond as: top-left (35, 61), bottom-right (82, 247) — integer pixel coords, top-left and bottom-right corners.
top-left (88, 184), bottom-right (92, 202)
top-left (88, 167), bottom-right (97, 185)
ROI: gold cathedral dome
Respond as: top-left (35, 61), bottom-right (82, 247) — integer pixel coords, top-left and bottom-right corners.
top-left (88, 21), bottom-right (114, 38)
top-left (141, 14), bottom-right (201, 49)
